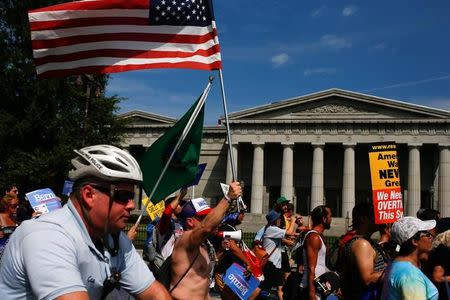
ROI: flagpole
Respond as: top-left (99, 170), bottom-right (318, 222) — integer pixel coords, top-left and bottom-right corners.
top-left (218, 69), bottom-right (237, 182)
top-left (135, 77), bottom-right (214, 226)
top-left (218, 69), bottom-right (245, 212)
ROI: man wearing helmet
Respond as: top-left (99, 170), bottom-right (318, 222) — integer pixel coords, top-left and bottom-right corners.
top-left (0, 145), bottom-right (171, 300)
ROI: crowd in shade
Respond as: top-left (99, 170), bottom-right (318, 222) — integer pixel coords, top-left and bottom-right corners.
top-left (0, 145), bottom-right (449, 300)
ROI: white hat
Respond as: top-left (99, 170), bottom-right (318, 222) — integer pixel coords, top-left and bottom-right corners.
top-left (391, 216), bottom-right (436, 245)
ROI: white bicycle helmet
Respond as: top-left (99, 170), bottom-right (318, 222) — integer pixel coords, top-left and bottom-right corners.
top-left (68, 145), bottom-right (142, 183)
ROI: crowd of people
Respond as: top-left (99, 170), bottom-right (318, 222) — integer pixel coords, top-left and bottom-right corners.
top-left (0, 144), bottom-right (449, 300)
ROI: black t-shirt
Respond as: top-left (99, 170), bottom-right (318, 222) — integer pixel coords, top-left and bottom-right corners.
top-left (16, 201), bottom-right (34, 224)
top-left (215, 223), bottom-right (240, 274)
top-left (428, 244), bottom-right (450, 299)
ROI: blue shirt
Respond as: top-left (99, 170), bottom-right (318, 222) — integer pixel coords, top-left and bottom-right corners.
top-left (382, 261), bottom-right (438, 300)
top-left (254, 226), bottom-right (285, 268)
top-left (0, 200), bottom-right (154, 300)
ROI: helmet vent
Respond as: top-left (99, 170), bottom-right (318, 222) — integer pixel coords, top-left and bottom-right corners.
top-left (101, 161), bottom-right (128, 173)
top-left (115, 157), bottom-right (128, 167)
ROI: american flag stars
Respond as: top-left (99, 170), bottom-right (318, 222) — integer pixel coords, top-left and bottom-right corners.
top-left (150, 0), bottom-right (211, 26)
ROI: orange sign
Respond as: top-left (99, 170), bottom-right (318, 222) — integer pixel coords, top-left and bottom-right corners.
top-left (368, 143), bottom-right (403, 224)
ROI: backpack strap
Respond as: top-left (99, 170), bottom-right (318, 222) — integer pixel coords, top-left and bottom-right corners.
top-left (259, 225), bottom-right (269, 243)
top-left (169, 250), bottom-right (200, 293)
top-left (262, 226), bottom-right (282, 260)
top-left (302, 230), bottom-right (321, 246)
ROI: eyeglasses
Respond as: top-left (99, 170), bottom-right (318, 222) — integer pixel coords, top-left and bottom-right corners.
top-left (415, 231), bottom-right (434, 240)
top-left (91, 184), bottom-right (135, 205)
top-left (9, 204), bottom-right (19, 209)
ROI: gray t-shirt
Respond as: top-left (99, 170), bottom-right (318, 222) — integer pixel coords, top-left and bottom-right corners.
top-left (0, 200), bottom-right (154, 300)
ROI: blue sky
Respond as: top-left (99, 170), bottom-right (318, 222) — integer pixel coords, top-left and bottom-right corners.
top-left (106, 1), bottom-right (450, 125)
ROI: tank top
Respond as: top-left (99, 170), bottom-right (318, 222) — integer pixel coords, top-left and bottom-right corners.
top-left (341, 236), bottom-right (388, 299)
top-left (301, 230), bottom-right (328, 288)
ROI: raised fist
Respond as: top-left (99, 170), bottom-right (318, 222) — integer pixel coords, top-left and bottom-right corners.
top-left (227, 181), bottom-right (242, 200)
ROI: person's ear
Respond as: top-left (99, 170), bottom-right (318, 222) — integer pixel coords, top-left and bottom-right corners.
top-left (186, 217), bottom-right (195, 228)
top-left (80, 185), bottom-right (96, 209)
top-left (411, 238), bottom-right (420, 247)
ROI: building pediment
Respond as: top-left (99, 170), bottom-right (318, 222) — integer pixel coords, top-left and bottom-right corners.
top-left (118, 110), bottom-right (175, 126)
top-left (222, 89), bottom-right (450, 122)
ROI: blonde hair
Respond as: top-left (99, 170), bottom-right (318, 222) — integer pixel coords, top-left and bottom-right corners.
top-left (0, 194), bottom-right (18, 213)
top-left (432, 230), bottom-right (450, 249)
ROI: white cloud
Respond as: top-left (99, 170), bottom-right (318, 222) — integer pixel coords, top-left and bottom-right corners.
top-left (370, 42), bottom-right (387, 52)
top-left (271, 53), bottom-right (290, 67)
top-left (303, 68), bottom-right (337, 76)
top-left (320, 34), bottom-right (352, 50)
top-left (342, 5), bottom-right (358, 17)
top-left (311, 6), bottom-right (326, 18)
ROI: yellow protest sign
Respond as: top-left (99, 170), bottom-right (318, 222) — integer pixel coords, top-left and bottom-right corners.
top-left (368, 143), bottom-right (403, 224)
top-left (142, 197), bottom-right (165, 221)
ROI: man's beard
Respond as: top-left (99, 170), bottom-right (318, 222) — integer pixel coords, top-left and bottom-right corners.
top-left (324, 222), bottom-right (331, 229)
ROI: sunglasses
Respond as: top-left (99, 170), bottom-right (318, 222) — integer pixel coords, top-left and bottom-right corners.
top-left (9, 204), bottom-right (19, 209)
top-left (415, 231), bottom-right (434, 240)
top-left (91, 184), bottom-right (135, 205)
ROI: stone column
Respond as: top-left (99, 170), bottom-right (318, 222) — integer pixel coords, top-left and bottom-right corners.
top-left (251, 143), bottom-right (264, 214)
top-left (407, 145), bottom-right (421, 216)
top-left (439, 146), bottom-right (450, 217)
top-left (311, 143), bottom-right (324, 210)
top-left (226, 143), bottom-right (238, 183)
top-left (281, 143), bottom-right (294, 202)
top-left (342, 144), bottom-right (355, 218)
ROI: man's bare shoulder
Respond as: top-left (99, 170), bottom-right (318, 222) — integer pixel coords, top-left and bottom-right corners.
top-left (352, 238), bottom-right (376, 256)
top-left (305, 232), bottom-right (322, 249)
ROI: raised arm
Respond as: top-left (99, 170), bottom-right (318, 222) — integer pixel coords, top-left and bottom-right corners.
top-left (157, 188), bottom-right (187, 235)
top-left (187, 182), bottom-right (242, 250)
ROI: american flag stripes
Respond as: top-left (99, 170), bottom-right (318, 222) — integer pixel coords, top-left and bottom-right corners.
top-left (28, 0), bottom-right (222, 78)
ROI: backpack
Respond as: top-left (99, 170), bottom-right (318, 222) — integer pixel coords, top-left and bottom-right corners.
top-left (147, 227), bottom-right (173, 277)
top-left (328, 230), bottom-right (356, 272)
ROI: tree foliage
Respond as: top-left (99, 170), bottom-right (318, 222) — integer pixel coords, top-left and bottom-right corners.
top-left (0, 1), bottom-right (128, 195)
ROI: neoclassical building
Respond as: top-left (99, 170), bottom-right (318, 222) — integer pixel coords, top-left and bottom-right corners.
top-left (121, 89), bottom-right (450, 227)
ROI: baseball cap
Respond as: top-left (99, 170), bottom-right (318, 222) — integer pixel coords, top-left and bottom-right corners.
top-left (391, 216), bottom-right (436, 245)
top-left (277, 196), bottom-right (290, 204)
top-left (266, 210), bottom-right (281, 224)
top-left (178, 198), bottom-right (212, 220)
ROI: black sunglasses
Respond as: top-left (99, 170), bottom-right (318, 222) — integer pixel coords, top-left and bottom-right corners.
top-left (91, 184), bottom-right (135, 205)
top-left (414, 230), bottom-right (434, 240)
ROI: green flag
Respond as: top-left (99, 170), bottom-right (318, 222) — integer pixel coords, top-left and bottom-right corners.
top-left (140, 96), bottom-right (204, 203)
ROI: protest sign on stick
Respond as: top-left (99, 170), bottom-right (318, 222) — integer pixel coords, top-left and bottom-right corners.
top-left (368, 142), bottom-right (404, 224)
top-left (142, 197), bottom-right (165, 221)
top-left (26, 188), bottom-right (62, 214)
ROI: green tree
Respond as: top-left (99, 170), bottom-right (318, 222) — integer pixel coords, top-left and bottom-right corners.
top-left (0, 1), bottom-right (128, 195)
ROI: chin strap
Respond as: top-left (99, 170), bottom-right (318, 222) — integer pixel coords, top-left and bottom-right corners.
top-left (102, 188), bottom-right (120, 257)
top-left (78, 186), bottom-right (120, 257)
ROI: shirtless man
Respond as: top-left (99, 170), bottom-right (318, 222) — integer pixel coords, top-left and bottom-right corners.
top-left (170, 181), bottom-right (242, 300)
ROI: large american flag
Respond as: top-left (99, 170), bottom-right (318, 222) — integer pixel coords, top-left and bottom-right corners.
top-left (28, 0), bottom-right (222, 78)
